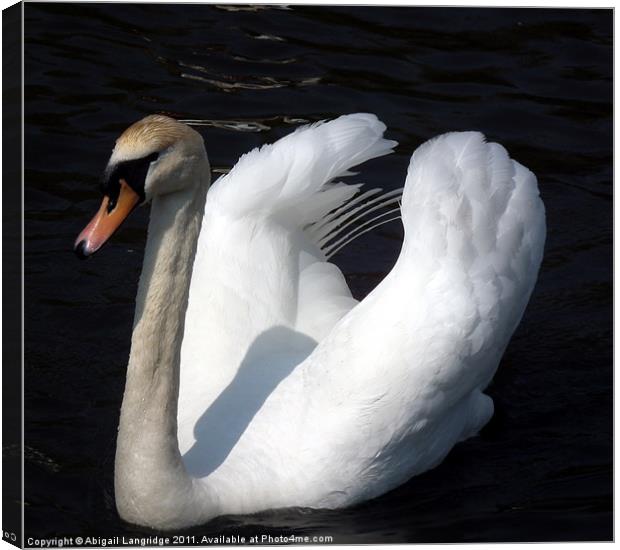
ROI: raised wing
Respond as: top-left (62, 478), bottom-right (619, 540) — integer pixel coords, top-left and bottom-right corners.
top-left (178, 114), bottom-right (397, 458)
top-left (301, 131), bottom-right (545, 504)
top-left (223, 131), bottom-right (546, 510)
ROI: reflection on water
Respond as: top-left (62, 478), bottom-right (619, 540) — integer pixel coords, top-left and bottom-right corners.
top-left (24, 4), bottom-right (611, 543)
top-left (179, 118), bottom-right (272, 132)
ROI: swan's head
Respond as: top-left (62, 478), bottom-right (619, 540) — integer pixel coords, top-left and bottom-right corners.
top-left (74, 115), bottom-right (205, 258)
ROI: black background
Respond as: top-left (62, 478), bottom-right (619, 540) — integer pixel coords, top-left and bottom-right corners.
top-left (23, 4), bottom-right (612, 543)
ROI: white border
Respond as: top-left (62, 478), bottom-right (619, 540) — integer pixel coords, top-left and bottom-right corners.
top-left (1, 1), bottom-right (615, 549)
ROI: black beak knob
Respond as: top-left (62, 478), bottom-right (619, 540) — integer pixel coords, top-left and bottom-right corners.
top-left (74, 240), bottom-right (90, 260)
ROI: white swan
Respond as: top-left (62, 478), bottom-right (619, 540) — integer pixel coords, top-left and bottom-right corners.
top-left (74, 113), bottom-right (545, 530)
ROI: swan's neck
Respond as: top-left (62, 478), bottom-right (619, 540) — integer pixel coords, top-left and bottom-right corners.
top-left (114, 160), bottom-right (214, 528)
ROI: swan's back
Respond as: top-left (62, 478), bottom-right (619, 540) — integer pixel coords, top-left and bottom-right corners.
top-left (195, 131), bottom-right (545, 514)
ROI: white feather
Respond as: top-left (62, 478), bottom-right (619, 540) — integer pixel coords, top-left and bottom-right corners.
top-left (179, 114), bottom-right (398, 461)
top-left (177, 127), bottom-right (545, 517)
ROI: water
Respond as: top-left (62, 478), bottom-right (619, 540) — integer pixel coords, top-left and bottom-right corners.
top-left (23, 4), bottom-right (611, 543)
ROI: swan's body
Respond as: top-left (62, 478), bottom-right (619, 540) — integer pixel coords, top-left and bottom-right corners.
top-left (75, 114), bottom-right (545, 530)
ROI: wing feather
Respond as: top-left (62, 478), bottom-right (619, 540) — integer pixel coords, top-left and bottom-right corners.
top-left (260, 131), bottom-right (547, 504)
top-left (185, 130), bottom-right (545, 514)
top-left (178, 114), bottom-right (397, 456)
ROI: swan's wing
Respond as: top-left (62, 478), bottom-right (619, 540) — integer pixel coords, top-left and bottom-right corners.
top-left (203, 113), bottom-right (399, 341)
top-left (301, 131), bottom-right (545, 503)
top-left (220, 132), bottom-right (545, 510)
top-left (178, 114), bottom-right (397, 455)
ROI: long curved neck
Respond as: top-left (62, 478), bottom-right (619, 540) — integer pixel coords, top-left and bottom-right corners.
top-left (114, 159), bottom-right (213, 529)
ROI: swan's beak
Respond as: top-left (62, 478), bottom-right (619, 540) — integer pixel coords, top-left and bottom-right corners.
top-left (74, 179), bottom-right (140, 259)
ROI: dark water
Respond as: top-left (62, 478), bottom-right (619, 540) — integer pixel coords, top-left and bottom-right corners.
top-left (23, 4), bottom-right (612, 544)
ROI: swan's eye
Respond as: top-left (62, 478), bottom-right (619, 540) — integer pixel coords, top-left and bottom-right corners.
top-left (102, 152), bottom-right (159, 211)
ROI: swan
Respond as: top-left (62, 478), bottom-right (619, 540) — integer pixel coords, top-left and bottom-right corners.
top-left (74, 113), bottom-right (545, 530)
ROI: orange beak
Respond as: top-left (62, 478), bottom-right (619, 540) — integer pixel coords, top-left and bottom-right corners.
top-left (74, 179), bottom-right (140, 258)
